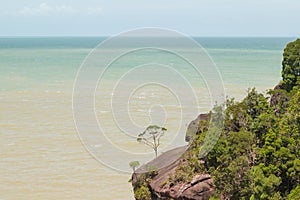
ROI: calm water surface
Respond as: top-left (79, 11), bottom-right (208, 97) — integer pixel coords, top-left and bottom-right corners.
top-left (0, 37), bottom-right (295, 199)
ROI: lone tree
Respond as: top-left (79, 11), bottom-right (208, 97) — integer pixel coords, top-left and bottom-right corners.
top-left (137, 125), bottom-right (167, 158)
top-left (129, 161), bottom-right (140, 173)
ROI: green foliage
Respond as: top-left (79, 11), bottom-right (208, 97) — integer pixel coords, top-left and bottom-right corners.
top-left (288, 185), bottom-right (300, 200)
top-left (132, 168), bottom-right (158, 200)
top-left (134, 185), bottom-right (151, 200)
top-left (251, 166), bottom-right (282, 200)
top-left (207, 129), bottom-right (255, 200)
top-left (195, 41), bottom-right (300, 199)
top-left (191, 87), bottom-right (300, 199)
top-left (129, 161), bottom-right (140, 172)
top-left (282, 39), bottom-right (300, 91)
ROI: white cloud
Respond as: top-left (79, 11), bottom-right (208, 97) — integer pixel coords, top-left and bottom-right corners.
top-left (15, 3), bottom-right (101, 16)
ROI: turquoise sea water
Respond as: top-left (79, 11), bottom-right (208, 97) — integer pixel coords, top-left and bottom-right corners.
top-left (0, 37), bottom-right (294, 92)
top-left (0, 37), bottom-right (296, 199)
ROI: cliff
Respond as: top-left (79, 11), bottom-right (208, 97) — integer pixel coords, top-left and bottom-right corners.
top-left (131, 39), bottom-right (300, 200)
top-left (132, 114), bottom-right (212, 200)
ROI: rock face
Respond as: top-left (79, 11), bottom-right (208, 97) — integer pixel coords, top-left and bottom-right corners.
top-left (185, 113), bottom-right (210, 143)
top-left (132, 146), bottom-right (214, 200)
top-left (132, 113), bottom-right (214, 199)
top-left (150, 172), bottom-right (214, 200)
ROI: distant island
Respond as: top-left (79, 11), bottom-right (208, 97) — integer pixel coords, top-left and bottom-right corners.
top-left (131, 39), bottom-right (300, 200)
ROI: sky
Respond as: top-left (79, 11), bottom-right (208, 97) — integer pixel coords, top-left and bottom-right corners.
top-left (0, 0), bottom-right (299, 37)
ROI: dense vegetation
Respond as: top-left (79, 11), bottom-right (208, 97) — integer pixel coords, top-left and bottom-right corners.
top-left (282, 39), bottom-right (300, 91)
top-left (202, 88), bottom-right (300, 199)
top-left (132, 39), bottom-right (300, 200)
top-left (191, 39), bottom-right (300, 199)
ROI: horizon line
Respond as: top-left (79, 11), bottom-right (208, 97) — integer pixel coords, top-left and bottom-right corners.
top-left (0, 35), bottom-right (297, 38)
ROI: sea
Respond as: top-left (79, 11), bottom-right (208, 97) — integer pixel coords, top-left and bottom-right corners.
top-left (0, 37), bottom-right (296, 199)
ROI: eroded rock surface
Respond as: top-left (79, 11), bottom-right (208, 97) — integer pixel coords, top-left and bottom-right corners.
top-left (132, 146), bottom-right (213, 200)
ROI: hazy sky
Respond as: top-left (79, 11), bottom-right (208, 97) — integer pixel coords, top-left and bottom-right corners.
top-left (0, 0), bottom-right (299, 37)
